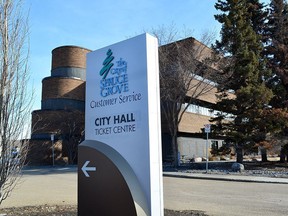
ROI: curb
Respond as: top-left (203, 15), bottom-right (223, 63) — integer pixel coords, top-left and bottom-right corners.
top-left (163, 172), bottom-right (288, 184)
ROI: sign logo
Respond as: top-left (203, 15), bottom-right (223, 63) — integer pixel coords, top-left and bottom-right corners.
top-left (100, 49), bottom-right (114, 79)
top-left (99, 49), bottom-right (129, 97)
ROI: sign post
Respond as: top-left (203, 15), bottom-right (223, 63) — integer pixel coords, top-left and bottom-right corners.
top-left (204, 124), bottom-right (210, 173)
top-left (50, 134), bottom-right (54, 166)
top-left (78, 34), bottom-right (163, 216)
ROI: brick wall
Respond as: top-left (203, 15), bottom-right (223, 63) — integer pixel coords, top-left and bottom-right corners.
top-left (42, 77), bottom-right (85, 101)
top-left (178, 112), bottom-right (210, 133)
top-left (52, 46), bottom-right (91, 69)
top-left (27, 139), bottom-right (64, 165)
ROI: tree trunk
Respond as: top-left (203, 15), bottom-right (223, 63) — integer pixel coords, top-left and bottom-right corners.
top-left (285, 145), bottom-right (288, 163)
top-left (260, 147), bottom-right (268, 162)
top-left (280, 145), bottom-right (287, 163)
top-left (236, 146), bottom-right (243, 163)
top-left (280, 148), bottom-right (285, 163)
top-left (171, 131), bottom-right (179, 167)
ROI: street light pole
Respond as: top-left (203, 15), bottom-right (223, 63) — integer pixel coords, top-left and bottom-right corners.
top-left (51, 134), bottom-right (55, 166)
top-left (204, 124), bottom-right (211, 173)
top-left (206, 132), bottom-right (209, 172)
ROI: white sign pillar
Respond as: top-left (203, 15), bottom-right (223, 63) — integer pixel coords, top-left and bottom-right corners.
top-left (79, 33), bottom-right (163, 216)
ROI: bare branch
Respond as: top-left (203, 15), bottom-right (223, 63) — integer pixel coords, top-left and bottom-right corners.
top-left (147, 24), bottom-right (220, 166)
top-left (0, 0), bottom-right (31, 205)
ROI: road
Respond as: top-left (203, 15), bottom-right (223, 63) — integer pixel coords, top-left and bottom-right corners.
top-left (1, 167), bottom-right (288, 216)
top-left (164, 176), bottom-right (288, 216)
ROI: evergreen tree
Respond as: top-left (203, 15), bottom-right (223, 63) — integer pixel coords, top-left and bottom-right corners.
top-left (213, 0), bottom-right (273, 163)
top-left (265, 0), bottom-right (288, 162)
top-left (266, 0), bottom-right (288, 108)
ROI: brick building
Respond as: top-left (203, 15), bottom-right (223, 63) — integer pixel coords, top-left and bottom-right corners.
top-left (159, 37), bottom-right (227, 163)
top-left (28, 38), bottom-right (224, 165)
top-left (28, 46), bottom-right (91, 165)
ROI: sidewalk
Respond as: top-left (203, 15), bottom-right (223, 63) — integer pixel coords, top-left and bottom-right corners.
top-left (1, 166), bottom-right (78, 208)
top-left (163, 171), bottom-right (288, 184)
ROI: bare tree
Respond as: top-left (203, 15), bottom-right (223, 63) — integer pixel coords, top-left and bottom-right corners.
top-left (60, 110), bottom-right (84, 165)
top-left (149, 25), bottom-right (220, 166)
top-left (0, 0), bottom-right (31, 204)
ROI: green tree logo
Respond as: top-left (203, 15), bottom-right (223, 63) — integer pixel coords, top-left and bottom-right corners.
top-left (100, 49), bottom-right (114, 79)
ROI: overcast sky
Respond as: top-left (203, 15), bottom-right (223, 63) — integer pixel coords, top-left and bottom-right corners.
top-left (24, 0), bottom-right (270, 112)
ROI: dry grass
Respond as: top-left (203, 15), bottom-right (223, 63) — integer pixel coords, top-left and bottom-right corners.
top-left (0, 205), bottom-right (208, 216)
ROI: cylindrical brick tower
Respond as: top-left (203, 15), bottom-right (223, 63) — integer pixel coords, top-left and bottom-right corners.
top-left (29, 46), bottom-right (91, 165)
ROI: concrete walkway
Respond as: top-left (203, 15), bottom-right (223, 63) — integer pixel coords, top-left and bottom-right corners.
top-left (1, 166), bottom-right (78, 208)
